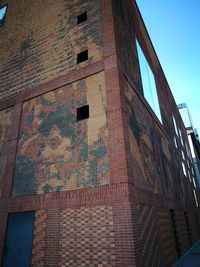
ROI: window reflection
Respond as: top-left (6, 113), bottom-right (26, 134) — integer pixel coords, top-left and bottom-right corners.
top-left (136, 39), bottom-right (162, 123)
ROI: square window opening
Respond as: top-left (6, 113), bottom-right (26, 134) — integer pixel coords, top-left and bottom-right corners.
top-left (77, 50), bottom-right (88, 64)
top-left (77, 105), bottom-right (89, 121)
top-left (0, 5), bottom-right (7, 27)
top-left (77, 12), bottom-right (87, 24)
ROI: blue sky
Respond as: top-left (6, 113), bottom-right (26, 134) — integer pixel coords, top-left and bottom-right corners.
top-left (136, 0), bottom-right (200, 132)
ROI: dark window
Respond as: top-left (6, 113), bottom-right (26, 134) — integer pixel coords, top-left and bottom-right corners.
top-left (0, 5), bottom-right (7, 27)
top-left (77, 50), bottom-right (88, 64)
top-left (77, 105), bottom-right (89, 121)
top-left (77, 12), bottom-right (87, 24)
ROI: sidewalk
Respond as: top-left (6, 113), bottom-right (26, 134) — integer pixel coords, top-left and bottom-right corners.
top-left (173, 240), bottom-right (200, 267)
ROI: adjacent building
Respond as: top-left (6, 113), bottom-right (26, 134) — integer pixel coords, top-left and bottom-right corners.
top-left (0, 0), bottom-right (199, 266)
top-left (178, 103), bottom-right (200, 188)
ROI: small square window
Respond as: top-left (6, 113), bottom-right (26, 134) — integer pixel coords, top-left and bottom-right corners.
top-left (0, 5), bottom-right (7, 27)
top-left (77, 50), bottom-right (88, 64)
top-left (77, 105), bottom-right (89, 121)
top-left (77, 12), bottom-right (87, 25)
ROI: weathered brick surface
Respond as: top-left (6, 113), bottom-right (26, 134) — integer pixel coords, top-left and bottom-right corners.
top-left (0, 0), bottom-right (103, 100)
top-left (31, 206), bottom-right (116, 267)
top-left (0, 211), bottom-right (7, 263)
top-left (0, 108), bottom-right (12, 149)
top-left (157, 208), bottom-right (177, 267)
top-left (31, 210), bottom-right (47, 267)
top-left (156, 125), bottom-right (176, 199)
top-left (59, 206), bottom-right (116, 266)
top-left (124, 78), bottom-right (162, 193)
top-left (0, 108), bottom-right (13, 198)
top-left (134, 204), bottom-right (161, 267)
top-left (12, 72), bottom-right (110, 196)
top-left (112, 0), bottom-right (143, 94)
top-left (0, 0), bottom-right (200, 266)
top-left (176, 210), bottom-right (190, 255)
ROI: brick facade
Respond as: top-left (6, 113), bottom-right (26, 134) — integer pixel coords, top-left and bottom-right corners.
top-left (12, 71), bottom-right (109, 196)
top-left (0, 0), bottom-right (199, 266)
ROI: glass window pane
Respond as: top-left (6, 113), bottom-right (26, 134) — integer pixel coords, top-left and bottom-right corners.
top-left (0, 6), bottom-right (7, 27)
top-left (136, 40), bottom-right (162, 123)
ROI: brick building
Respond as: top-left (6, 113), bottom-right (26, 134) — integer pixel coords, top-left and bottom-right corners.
top-left (0, 0), bottom-right (199, 266)
top-left (178, 103), bottom-right (200, 188)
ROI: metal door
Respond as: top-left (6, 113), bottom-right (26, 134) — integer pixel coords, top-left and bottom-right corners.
top-left (2, 211), bottom-right (35, 267)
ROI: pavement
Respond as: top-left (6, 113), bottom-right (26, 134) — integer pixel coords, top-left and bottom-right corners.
top-left (173, 240), bottom-right (200, 267)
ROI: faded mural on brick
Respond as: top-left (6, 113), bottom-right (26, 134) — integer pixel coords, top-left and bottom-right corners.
top-left (0, 108), bottom-right (12, 151)
top-left (13, 72), bottom-right (109, 196)
top-left (0, 108), bottom-right (13, 198)
top-left (156, 127), bottom-right (175, 198)
top-left (125, 79), bottom-right (160, 193)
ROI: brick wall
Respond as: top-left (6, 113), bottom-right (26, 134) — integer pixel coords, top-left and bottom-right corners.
top-left (124, 78), bottom-right (161, 193)
top-left (0, 108), bottom-right (13, 198)
top-left (113, 0), bottom-right (143, 94)
top-left (134, 204), bottom-right (161, 267)
top-left (31, 210), bottom-right (47, 267)
top-left (0, 0), bottom-right (103, 100)
top-left (157, 208), bottom-right (177, 267)
top-left (0, 0), bottom-right (200, 266)
top-left (12, 71), bottom-right (110, 196)
top-left (113, 0), bottom-right (197, 202)
top-left (176, 211), bottom-right (190, 255)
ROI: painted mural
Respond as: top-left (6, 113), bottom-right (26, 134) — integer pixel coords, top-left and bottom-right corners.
top-left (125, 79), bottom-right (160, 193)
top-left (12, 72), bottom-right (109, 196)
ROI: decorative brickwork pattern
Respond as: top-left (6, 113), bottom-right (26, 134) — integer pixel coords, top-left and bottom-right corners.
top-left (189, 213), bottom-right (199, 244)
top-left (0, 212), bottom-right (7, 262)
top-left (0, 0), bottom-right (200, 266)
top-left (31, 207), bottom-right (116, 266)
top-left (31, 211), bottom-right (47, 267)
top-left (44, 209), bottom-right (60, 266)
top-left (125, 78), bottom-right (160, 193)
top-left (136, 204), bottom-right (161, 267)
top-left (0, 108), bottom-right (12, 150)
top-left (0, 0), bottom-right (103, 100)
top-left (176, 211), bottom-right (190, 255)
top-left (0, 108), bottom-right (13, 198)
top-left (157, 208), bottom-right (177, 266)
top-left (156, 126), bottom-right (174, 198)
top-left (12, 72), bottom-right (109, 196)
top-left (113, 0), bottom-right (143, 93)
top-left (171, 150), bottom-right (186, 203)
top-left (59, 206), bottom-right (116, 267)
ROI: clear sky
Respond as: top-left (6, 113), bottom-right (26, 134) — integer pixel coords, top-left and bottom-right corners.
top-left (136, 0), bottom-right (200, 132)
